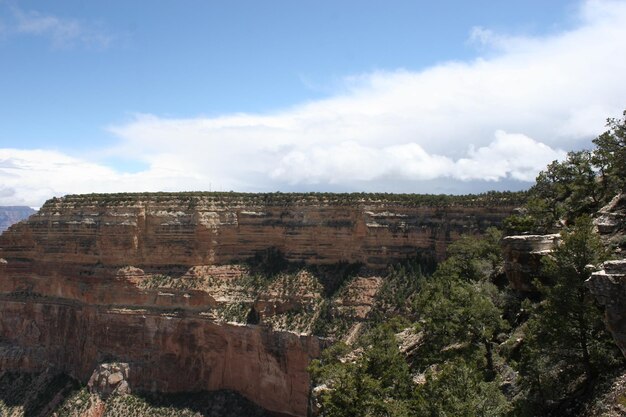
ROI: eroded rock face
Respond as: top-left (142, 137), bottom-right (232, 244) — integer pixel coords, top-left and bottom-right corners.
top-left (586, 260), bottom-right (626, 358)
top-left (587, 194), bottom-right (626, 359)
top-left (0, 192), bottom-right (515, 416)
top-left (88, 362), bottom-right (131, 399)
top-left (0, 298), bottom-right (319, 416)
top-left (501, 234), bottom-right (560, 291)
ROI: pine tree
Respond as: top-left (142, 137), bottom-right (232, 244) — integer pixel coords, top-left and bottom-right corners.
top-left (518, 216), bottom-right (623, 413)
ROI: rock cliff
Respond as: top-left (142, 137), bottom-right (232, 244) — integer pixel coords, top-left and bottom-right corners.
top-left (0, 192), bottom-right (517, 416)
top-left (1, 192), bottom-right (516, 268)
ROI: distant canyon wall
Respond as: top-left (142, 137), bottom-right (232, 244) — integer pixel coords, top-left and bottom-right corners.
top-left (0, 192), bottom-right (517, 416)
top-left (0, 205), bottom-right (35, 233)
top-left (0, 193), bottom-right (517, 269)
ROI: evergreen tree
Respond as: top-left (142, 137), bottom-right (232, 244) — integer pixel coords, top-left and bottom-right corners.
top-left (592, 110), bottom-right (626, 195)
top-left (415, 358), bottom-right (509, 417)
top-left (413, 230), bottom-right (508, 375)
top-left (518, 217), bottom-right (623, 413)
top-left (526, 150), bottom-right (598, 232)
top-left (309, 324), bottom-right (416, 417)
top-left (415, 276), bottom-right (507, 376)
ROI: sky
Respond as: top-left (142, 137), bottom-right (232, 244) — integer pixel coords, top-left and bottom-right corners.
top-left (0, 0), bottom-right (625, 207)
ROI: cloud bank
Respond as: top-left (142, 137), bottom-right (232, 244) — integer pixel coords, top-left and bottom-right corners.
top-left (2, 0), bottom-right (626, 206)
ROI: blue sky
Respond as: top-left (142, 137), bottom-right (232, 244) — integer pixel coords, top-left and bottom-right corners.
top-left (1, 0), bottom-right (625, 206)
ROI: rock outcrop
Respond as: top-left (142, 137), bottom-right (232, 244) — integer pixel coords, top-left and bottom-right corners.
top-left (88, 362), bottom-right (131, 399)
top-left (501, 234), bottom-right (560, 291)
top-left (0, 192), bottom-right (517, 416)
top-left (587, 194), bottom-right (626, 359)
top-left (594, 193), bottom-right (626, 236)
top-left (0, 206), bottom-right (35, 233)
top-left (587, 260), bottom-right (626, 358)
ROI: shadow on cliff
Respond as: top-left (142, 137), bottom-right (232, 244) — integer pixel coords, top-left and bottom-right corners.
top-left (112, 390), bottom-right (274, 417)
top-left (0, 370), bottom-right (81, 417)
top-left (0, 371), bottom-right (281, 417)
top-left (246, 246), bottom-right (365, 297)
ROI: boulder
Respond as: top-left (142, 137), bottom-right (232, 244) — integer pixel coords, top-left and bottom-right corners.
top-left (87, 363), bottom-right (131, 399)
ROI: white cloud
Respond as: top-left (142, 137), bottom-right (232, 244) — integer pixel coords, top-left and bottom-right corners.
top-left (0, 149), bottom-right (209, 206)
top-left (1, 0), bottom-right (625, 206)
top-left (9, 6), bottom-right (112, 48)
top-left (453, 131), bottom-right (567, 182)
top-left (269, 131), bottom-right (565, 185)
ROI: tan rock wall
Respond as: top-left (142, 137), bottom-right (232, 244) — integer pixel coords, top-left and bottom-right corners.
top-left (1, 194), bottom-right (514, 268)
top-left (0, 193), bottom-right (516, 416)
top-left (0, 297), bottom-right (319, 417)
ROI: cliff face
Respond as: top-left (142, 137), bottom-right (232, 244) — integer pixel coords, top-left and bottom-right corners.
top-left (0, 298), bottom-right (318, 416)
top-left (0, 193), bottom-right (514, 268)
top-left (0, 206), bottom-right (35, 233)
top-left (0, 192), bottom-right (516, 416)
top-left (587, 260), bottom-right (626, 358)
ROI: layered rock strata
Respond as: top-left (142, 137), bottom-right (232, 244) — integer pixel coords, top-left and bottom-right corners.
top-left (0, 192), bottom-right (517, 415)
top-left (1, 193), bottom-right (515, 268)
top-left (0, 295), bottom-right (319, 416)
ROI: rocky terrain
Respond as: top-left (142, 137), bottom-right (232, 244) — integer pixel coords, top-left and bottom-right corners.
top-left (0, 206), bottom-right (35, 233)
top-left (0, 191), bottom-right (518, 416)
top-left (587, 260), bottom-right (626, 358)
top-left (586, 193), bottom-right (626, 359)
top-left (500, 194), bottom-right (626, 361)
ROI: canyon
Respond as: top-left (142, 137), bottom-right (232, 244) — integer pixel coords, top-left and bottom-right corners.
top-left (0, 192), bottom-right (519, 416)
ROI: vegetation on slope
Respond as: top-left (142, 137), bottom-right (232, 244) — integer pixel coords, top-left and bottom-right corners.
top-left (311, 111), bottom-right (626, 417)
top-left (505, 111), bottom-right (626, 234)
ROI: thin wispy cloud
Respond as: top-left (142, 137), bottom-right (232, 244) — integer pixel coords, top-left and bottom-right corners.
top-left (1, 0), bottom-right (625, 206)
top-left (6, 5), bottom-right (112, 48)
top-left (468, 27), bottom-right (502, 49)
